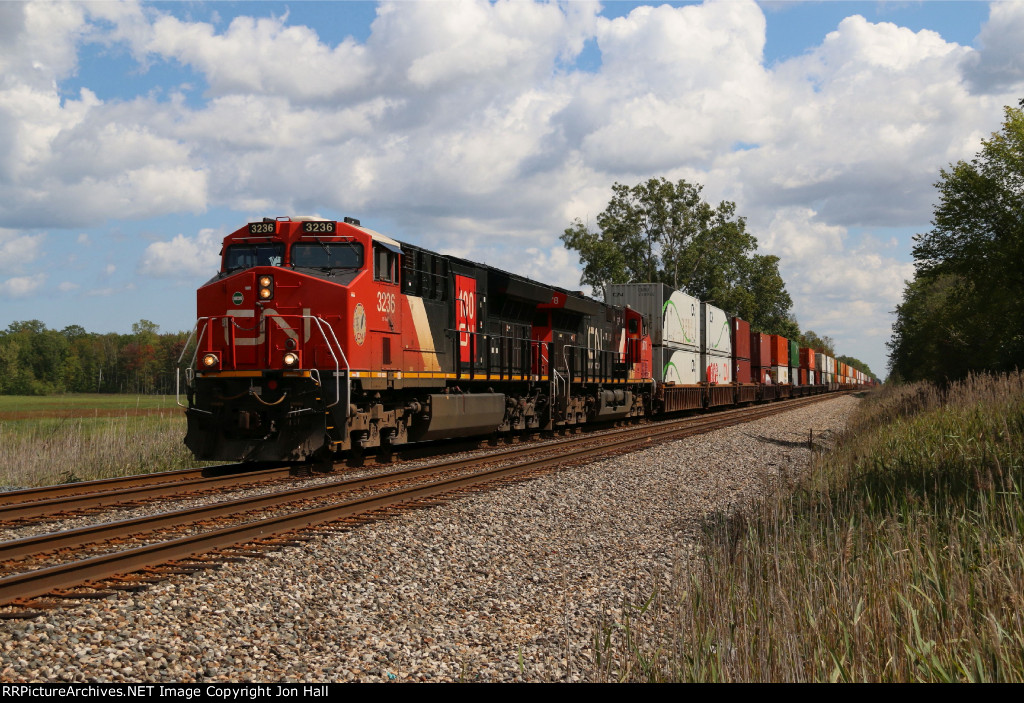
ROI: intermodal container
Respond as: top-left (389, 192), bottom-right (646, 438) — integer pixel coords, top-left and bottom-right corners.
top-left (815, 352), bottom-right (826, 371)
top-left (771, 365), bottom-right (789, 384)
top-left (654, 346), bottom-right (699, 384)
top-left (731, 317), bottom-right (750, 360)
top-left (701, 303), bottom-right (732, 357)
top-left (605, 283), bottom-right (699, 349)
top-left (770, 335), bottom-right (788, 366)
top-left (702, 352), bottom-right (732, 384)
top-left (754, 366), bottom-right (771, 384)
top-left (799, 368), bottom-right (808, 385)
top-left (734, 358), bottom-right (751, 384)
top-left (788, 339), bottom-right (799, 367)
top-left (750, 332), bottom-right (771, 367)
top-left (799, 348), bottom-right (817, 370)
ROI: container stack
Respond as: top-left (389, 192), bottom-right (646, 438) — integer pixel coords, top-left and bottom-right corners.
top-left (731, 317), bottom-right (751, 384)
top-left (701, 302), bottom-right (732, 384)
top-left (605, 283), bottom-right (700, 385)
top-left (769, 334), bottom-right (789, 384)
top-left (799, 347), bottom-right (816, 386)
top-left (788, 339), bottom-right (800, 386)
top-left (750, 331), bottom-right (771, 384)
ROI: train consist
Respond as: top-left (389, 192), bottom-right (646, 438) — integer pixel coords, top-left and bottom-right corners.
top-left (179, 216), bottom-right (872, 462)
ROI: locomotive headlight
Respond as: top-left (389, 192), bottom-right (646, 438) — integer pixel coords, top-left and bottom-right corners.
top-left (201, 353), bottom-right (219, 368)
top-left (283, 352), bottom-right (299, 367)
top-left (258, 275), bottom-right (274, 300)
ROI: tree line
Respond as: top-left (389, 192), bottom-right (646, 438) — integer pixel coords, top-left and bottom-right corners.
top-left (0, 320), bottom-right (189, 396)
top-left (3, 170), bottom-right (892, 397)
top-left (561, 177), bottom-right (875, 378)
top-left (888, 101), bottom-right (1024, 383)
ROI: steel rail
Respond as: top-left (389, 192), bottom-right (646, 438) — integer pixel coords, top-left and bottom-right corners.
top-left (0, 392), bottom-right (842, 606)
top-left (0, 464), bottom-right (294, 522)
top-left (0, 463), bottom-right (255, 506)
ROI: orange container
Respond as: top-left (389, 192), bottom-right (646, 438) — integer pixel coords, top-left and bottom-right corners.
top-left (770, 335), bottom-right (788, 366)
top-left (799, 347), bottom-right (816, 370)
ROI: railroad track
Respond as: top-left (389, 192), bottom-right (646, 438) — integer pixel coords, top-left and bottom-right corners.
top-left (0, 462), bottom-right (307, 525)
top-left (0, 393), bottom-right (843, 616)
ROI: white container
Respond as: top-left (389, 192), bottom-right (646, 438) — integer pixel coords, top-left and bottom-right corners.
top-left (701, 302), bottom-right (732, 356)
top-left (771, 366), bottom-right (789, 384)
top-left (655, 346), bottom-right (700, 385)
top-left (701, 351), bottom-right (733, 384)
top-left (606, 284), bottom-right (699, 350)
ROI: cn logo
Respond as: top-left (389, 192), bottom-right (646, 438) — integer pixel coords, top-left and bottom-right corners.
top-left (455, 275), bottom-right (477, 363)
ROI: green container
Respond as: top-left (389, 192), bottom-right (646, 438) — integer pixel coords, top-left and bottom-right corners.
top-left (788, 339), bottom-right (799, 367)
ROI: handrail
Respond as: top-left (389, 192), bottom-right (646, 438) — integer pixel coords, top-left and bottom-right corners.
top-left (175, 317), bottom-right (212, 410)
top-left (560, 344), bottom-right (625, 384)
top-left (448, 328), bottom-right (548, 381)
top-left (175, 314), bottom-right (349, 419)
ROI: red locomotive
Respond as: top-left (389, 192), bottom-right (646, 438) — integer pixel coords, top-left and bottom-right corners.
top-left (181, 216), bottom-right (653, 462)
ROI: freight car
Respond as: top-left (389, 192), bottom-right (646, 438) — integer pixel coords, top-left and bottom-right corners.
top-left (178, 216), bottom-right (870, 463)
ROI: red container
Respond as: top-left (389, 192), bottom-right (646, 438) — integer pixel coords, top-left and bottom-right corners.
top-left (750, 332), bottom-right (771, 367)
top-left (754, 366), bottom-right (772, 384)
top-left (732, 317), bottom-right (750, 360)
top-left (734, 358), bottom-right (751, 384)
top-left (770, 335), bottom-right (788, 366)
top-left (799, 368), bottom-right (808, 385)
top-left (799, 347), bottom-right (817, 370)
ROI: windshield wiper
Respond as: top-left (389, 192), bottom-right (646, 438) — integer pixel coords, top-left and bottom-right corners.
top-left (314, 237), bottom-right (331, 258)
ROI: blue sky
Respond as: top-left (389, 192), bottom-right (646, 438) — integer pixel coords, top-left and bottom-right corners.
top-left (1, 1), bottom-right (1022, 378)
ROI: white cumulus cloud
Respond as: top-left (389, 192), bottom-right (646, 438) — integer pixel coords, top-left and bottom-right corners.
top-left (140, 227), bottom-right (223, 278)
top-left (0, 229), bottom-right (45, 274)
top-left (0, 273), bottom-right (47, 298)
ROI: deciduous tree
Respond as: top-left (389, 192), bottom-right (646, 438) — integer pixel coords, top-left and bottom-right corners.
top-left (890, 101), bottom-right (1024, 381)
top-left (561, 177), bottom-right (796, 336)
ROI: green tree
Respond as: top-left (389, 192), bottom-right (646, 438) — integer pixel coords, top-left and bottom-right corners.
top-left (797, 330), bottom-right (837, 357)
top-left (561, 177), bottom-right (796, 335)
top-left (890, 101), bottom-right (1024, 381)
top-left (836, 355), bottom-right (875, 379)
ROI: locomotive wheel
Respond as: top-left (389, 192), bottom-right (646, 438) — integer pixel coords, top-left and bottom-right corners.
top-left (310, 447), bottom-right (334, 473)
top-left (347, 435), bottom-right (366, 468)
top-left (377, 433), bottom-right (396, 464)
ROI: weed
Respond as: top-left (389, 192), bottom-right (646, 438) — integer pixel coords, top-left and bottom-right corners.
top-left (593, 373), bottom-right (1024, 682)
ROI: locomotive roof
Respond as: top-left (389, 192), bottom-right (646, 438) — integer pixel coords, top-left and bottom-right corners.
top-left (225, 216), bottom-right (609, 316)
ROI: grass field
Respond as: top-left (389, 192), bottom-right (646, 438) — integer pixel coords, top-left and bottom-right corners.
top-left (0, 394), bottom-right (181, 415)
top-left (595, 374), bottom-right (1024, 682)
top-left (0, 394), bottom-right (205, 487)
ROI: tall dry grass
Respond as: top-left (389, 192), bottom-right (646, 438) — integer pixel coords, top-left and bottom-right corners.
top-left (0, 413), bottom-right (201, 488)
top-left (594, 374), bottom-right (1024, 682)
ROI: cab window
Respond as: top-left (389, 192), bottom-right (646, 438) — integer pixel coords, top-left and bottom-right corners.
top-left (374, 244), bottom-right (398, 284)
top-left (224, 243), bottom-right (285, 272)
top-left (291, 241), bottom-right (363, 270)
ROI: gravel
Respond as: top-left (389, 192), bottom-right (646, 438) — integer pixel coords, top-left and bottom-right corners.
top-left (0, 395), bottom-right (859, 682)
